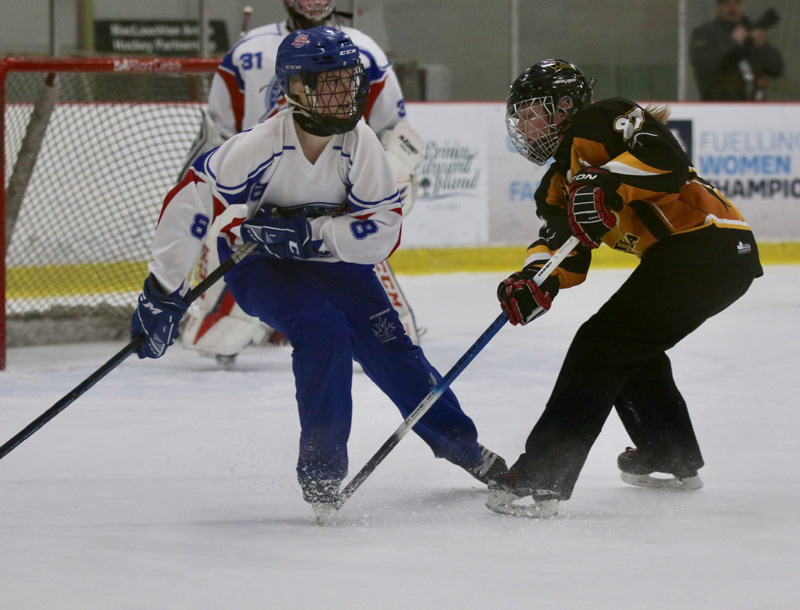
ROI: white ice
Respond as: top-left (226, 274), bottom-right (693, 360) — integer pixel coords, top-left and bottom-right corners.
top-left (2, 266), bottom-right (799, 610)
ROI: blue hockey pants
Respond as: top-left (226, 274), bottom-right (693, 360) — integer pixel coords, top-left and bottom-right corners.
top-left (224, 256), bottom-right (483, 491)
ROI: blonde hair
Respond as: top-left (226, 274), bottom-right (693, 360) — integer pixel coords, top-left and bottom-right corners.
top-left (645, 104), bottom-right (671, 124)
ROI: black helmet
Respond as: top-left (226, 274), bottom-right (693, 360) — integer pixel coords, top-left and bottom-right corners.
top-left (506, 59), bottom-right (594, 165)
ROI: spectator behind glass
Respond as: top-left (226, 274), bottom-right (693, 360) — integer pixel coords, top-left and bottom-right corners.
top-left (690, 0), bottom-right (784, 101)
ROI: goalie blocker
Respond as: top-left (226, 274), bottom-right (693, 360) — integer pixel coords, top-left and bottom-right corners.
top-left (182, 123), bottom-right (426, 358)
top-left (380, 121), bottom-right (424, 215)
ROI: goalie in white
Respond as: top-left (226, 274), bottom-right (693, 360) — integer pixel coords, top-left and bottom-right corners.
top-left (181, 0), bottom-right (424, 365)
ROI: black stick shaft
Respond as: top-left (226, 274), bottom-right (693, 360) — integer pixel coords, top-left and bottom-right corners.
top-left (0, 243), bottom-right (257, 461)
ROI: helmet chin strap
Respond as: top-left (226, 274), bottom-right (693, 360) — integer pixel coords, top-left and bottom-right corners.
top-left (286, 96), bottom-right (337, 137)
top-left (294, 112), bottom-right (337, 137)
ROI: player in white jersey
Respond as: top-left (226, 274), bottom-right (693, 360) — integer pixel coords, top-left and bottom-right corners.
top-left (131, 27), bottom-right (505, 523)
top-left (181, 0), bottom-right (423, 364)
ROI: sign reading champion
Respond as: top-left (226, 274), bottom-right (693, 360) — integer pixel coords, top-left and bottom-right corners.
top-left (697, 129), bottom-right (800, 199)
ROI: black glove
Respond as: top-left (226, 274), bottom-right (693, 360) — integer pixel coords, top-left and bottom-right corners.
top-left (130, 275), bottom-right (189, 359)
top-left (241, 206), bottom-right (327, 260)
top-left (567, 167), bottom-right (623, 248)
top-left (497, 263), bottom-right (560, 326)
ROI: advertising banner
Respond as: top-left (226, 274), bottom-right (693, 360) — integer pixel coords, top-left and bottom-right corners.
top-left (486, 106), bottom-right (550, 244)
top-left (94, 20), bottom-right (229, 56)
top-left (406, 101), bottom-right (800, 248)
top-left (668, 103), bottom-right (800, 242)
top-left (402, 104), bottom-right (490, 248)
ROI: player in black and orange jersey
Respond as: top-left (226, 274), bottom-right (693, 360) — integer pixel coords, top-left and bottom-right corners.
top-left (487, 59), bottom-right (763, 519)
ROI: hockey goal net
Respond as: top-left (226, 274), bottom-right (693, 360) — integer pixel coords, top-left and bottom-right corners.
top-left (1, 56), bottom-right (218, 370)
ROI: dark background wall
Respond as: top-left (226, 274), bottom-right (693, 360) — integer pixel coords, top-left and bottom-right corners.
top-left (0, 0), bottom-right (797, 102)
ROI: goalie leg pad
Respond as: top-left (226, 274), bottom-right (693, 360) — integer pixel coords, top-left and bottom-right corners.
top-left (183, 291), bottom-right (269, 357)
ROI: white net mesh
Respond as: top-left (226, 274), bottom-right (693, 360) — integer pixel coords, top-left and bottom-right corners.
top-left (2, 59), bottom-right (216, 346)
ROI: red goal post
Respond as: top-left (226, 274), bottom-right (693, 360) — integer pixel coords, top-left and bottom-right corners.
top-left (1, 56), bottom-right (219, 370)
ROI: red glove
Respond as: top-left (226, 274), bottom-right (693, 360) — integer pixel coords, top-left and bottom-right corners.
top-left (497, 264), bottom-right (560, 326)
top-left (567, 167), bottom-right (623, 248)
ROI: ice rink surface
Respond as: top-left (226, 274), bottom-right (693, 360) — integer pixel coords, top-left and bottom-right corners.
top-left (2, 266), bottom-right (799, 610)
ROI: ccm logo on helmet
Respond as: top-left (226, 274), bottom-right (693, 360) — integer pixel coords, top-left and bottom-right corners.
top-left (340, 48), bottom-right (358, 55)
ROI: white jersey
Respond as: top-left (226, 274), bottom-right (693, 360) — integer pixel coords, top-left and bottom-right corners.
top-left (149, 110), bottom-right (403, 296)
top-left (207, 20), bottom-right (407, 139)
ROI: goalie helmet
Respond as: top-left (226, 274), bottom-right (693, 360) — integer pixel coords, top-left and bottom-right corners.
top-left (283, 0), bottom-right (336, 25)
top-left (276, 26), bottom-right (368, 136)
top-left (506, 59), bottom-right (594, 165)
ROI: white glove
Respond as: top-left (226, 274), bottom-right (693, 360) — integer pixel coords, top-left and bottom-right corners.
top-left (379, 123), bottom-right (424, 216)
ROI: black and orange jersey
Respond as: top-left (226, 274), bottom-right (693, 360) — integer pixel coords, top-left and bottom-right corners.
top-left (525, 97), bottom-right (761, 288)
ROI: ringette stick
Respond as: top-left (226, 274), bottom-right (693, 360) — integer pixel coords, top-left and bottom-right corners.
top-left (0, 243), bottom-right (258, 462)
top-left (325, 236), bottom-right (581, 522)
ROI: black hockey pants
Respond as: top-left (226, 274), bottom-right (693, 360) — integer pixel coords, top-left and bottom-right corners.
top-left (512, 236), bottom-right (758, 500)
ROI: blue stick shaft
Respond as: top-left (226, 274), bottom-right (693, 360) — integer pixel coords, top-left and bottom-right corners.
top-left (337, 313), bottom-right (508, 507)
top-left (334, 235), bottom-right (580, 513)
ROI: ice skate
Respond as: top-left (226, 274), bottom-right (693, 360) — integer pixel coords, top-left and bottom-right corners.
top-left (463, 444), bottom-right (508, 485)
top-left (310, 501), bottom-right (338, 526)
top-left (215, 354), bottom-right (237, 370)
top-left (302, 479), bottom-right (341, 526)
top-left (485, 471), bottom-right (560, 519)
top-left (618, 447), bottom-right (704, 490)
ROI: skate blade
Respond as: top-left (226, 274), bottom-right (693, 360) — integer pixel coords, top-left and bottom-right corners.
top-left (215, 354), bottom-right (237, 370)
top-left (311, 502), bottom-right (339, 526)
top-left (620, 472), bottom-right (704, 490)
top-left (486, 490), bottom-right (559, 519)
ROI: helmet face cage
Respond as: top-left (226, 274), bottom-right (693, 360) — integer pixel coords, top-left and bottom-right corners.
top-left (506, 96), bottom-right (558, 166)
top-left (506, 59), bottom-right (594, 165)
top-left (293, 63), bottom-right (369, 134)
top-left (284, 0), bottom-right (336, 22)
top-left (276, 26), bottom-right (368, 135)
